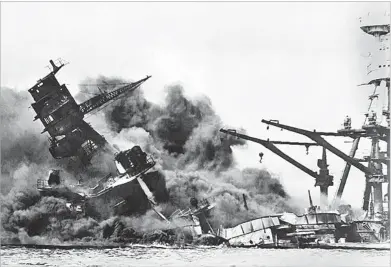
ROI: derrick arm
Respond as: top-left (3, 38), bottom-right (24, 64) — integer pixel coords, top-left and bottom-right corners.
top-left (220, 129), bottom-right (320, 179)
top-left (265, 141), bottom-right (320, 146)
top-left (261, 119), bottom-right (372, 175)
top-left (333, 137), bottom-right (361, 204)
top-left (79, 75), bottom-right (151, 115)
top-left (308, 190), bottom-right (314, 207)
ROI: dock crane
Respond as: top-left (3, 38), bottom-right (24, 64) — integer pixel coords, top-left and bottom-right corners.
top-left (221, 112), bottom-right (388, 210)
top-left (260, 119), bottom-right (389, 214)
top-left (260, 119), bottom-right (373, 175)
top-left (219, 128), bottom-right (333, 208)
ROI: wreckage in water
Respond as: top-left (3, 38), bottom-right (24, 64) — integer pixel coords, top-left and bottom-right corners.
top-left (37, 145), bottom-right (169, 219)
top-left (217, 191), bottom-right (389, 248)
top-left (29, 59), bottom-right (226, 243)
top-left (216, 211), bottom-right (344, 247)
top-left (29, 59), bottom-right (170, 219)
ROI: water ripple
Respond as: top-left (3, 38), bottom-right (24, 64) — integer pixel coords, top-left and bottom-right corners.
top-left (1, 247), bottom-right (389, 267)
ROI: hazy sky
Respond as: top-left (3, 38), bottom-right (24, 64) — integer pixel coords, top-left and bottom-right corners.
top-left (1, 2), bottom-right (390, 208)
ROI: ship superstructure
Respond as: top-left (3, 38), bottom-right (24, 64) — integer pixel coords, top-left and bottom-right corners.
top-left (355, 12), bottom-right (390, 221)
top-left (219, 11), bottom-right (390, 244)
top-left (28, 59), bottom-right (151, 166)
top-left (37, 145), bottom-right (169, 220)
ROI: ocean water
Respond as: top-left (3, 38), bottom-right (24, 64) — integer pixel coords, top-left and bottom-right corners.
top-left (1, 246), bottom-right (389, 267)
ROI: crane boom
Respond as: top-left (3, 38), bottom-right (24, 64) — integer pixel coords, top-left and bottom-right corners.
top-left (332, 137), bottom-right (361, 206)
top-left (261, 119), bottom-right (372, 174)
top-left (220, 128), bottom-right (334, 207)
top-left (219, 129), bottom-right (320, 179)
top-left (79, 75), bottom-right (151, 115)
top-left (28, 59), bottom-right (153, 166)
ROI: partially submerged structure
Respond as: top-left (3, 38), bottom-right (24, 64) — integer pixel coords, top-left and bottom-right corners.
top-left (216, 191), bottom-right (349, 248)
top-left (37, 145), bottom-right (169, 219)
top-left (216, 191), bottom-right (388, 248)
top-left (29, 59), bottom-right (173, 220)
top-left (170, 198), bottom-right (216, 237)
top-left (89, 145), bottom-right (169, 219)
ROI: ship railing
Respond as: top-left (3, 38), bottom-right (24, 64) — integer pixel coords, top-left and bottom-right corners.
top-left (359, 12), bottom-right (390, 28)
top-left (169, 208), bottom-right (192, 219)
top-left (37, 178), bottom-right (65, 189)
top-left (366, 61), bottom-right (390, 82)
top-left (145, 155), bottom-right (155, 168)
top-left (125, 155), bottom-right (156, 177)
top-left (82, 140), bottom-right (99, 155)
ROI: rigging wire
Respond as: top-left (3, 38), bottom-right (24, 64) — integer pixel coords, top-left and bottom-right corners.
top-left (78, 83), bottom-right (131, 86)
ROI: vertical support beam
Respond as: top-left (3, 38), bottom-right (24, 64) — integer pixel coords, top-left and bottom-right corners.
top-left (363, 181), bottom-right (371, 211)
top-left (317, 147), bottom-right (332, 209)
top-left (387, 135), bottom-right (390, 220)
top-left (334, 137), bottom-right (361, 205)
top-left (387, 81), bottom-right (390, 127)
top-left (242, 194), bottom-right (249, 210)
top-left (308, 190), bottom-right (314, 207)
top-left (320, 186), bottom-right (328, 209)
top-left (371, 138), bottom-right (383, 218)
top-left (373, 183), bottom-right (384, 218)
top-left (386, 83), bottom-right (390, 220)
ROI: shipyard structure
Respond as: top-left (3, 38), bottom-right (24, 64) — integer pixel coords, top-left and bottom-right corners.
top-left (220, 12), bottom-right (390, 244)
top-left (355, 12), bottom-right (390, 222)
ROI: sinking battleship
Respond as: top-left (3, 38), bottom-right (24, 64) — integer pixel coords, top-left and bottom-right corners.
top-left (29, 59), bottom-right (170, 218)
top-left (37, 145), bottom-right (169, 219)
top-left (29, 60), bottom-right (217, 242)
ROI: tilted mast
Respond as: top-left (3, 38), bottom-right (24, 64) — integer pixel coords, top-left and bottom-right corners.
top-left (28, 59), bottom-right (151, 166)
top-left (79, 75), bottom-right (151, 115)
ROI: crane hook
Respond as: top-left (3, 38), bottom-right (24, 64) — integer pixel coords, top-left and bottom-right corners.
top-left (305, 145), bottom-right (309, 155)
top-left (259, 152), bottom-right (264, 163)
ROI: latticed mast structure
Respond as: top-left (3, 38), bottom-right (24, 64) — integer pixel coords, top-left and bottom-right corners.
top-left (357, 12), bottom-right (390, 220)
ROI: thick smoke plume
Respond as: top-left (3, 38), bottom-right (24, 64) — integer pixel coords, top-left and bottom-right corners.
top-left (1, 78), bottom-right (298, 245)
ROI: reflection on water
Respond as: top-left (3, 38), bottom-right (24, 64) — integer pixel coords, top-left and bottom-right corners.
top-left (1, 247), bottom-right (389, 267)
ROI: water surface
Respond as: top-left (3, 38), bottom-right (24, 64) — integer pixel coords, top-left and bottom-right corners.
top-left (1, 246), bottom-right (389, 267)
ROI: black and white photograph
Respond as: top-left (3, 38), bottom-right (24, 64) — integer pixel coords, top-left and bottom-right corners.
top-left (0, 1), bottom-right (390, 266)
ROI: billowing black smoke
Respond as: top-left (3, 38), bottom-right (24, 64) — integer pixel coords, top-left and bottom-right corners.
top-left (1, 88), bottom-right (57, 195)
top-left (1, 78), bottom-right (298, 245)
top-left (78, 77), bottom-right (299, 225)
top-left (80, 77), bottom-right (244, 171)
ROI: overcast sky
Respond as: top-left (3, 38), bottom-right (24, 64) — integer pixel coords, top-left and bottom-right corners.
top-left (1, 2), bottom-right (390, 208)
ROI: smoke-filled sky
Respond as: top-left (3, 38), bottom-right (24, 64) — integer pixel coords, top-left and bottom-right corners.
top-left (1, 2), bottom-right (390, 208)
